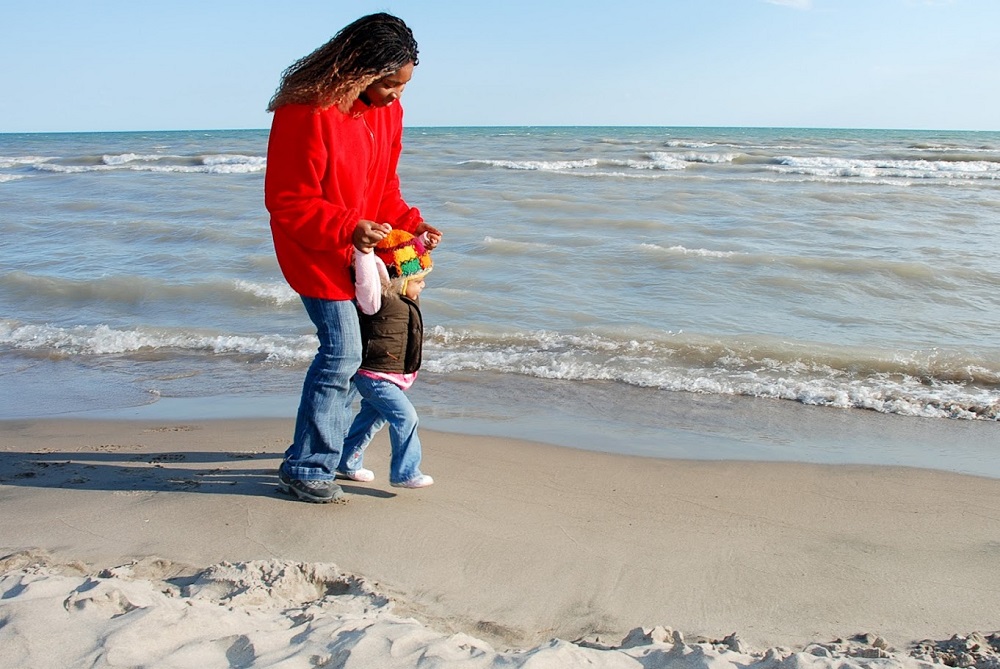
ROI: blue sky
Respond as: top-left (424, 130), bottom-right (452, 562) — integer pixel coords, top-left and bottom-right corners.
top-left (2, 0), bottom-right (997, 132)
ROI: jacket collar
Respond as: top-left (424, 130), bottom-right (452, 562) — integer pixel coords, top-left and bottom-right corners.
top-left (348, 98), bottom-right (370, 119)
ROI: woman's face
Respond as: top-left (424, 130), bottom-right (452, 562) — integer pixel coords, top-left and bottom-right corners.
top-left (363, 62), bottom-right (414, 107)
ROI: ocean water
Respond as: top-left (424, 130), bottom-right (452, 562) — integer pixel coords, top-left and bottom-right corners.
top-left (2, 126), bottom-right (998, 471)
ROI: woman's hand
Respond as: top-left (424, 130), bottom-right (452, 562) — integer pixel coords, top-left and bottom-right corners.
top-left (353, 219), bottom-right (392, 252)
top-left (415, 222), bottom-right (442, 250)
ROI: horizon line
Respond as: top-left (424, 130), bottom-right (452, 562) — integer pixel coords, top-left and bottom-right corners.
top-left (3, 124), bottom-right (999, 136)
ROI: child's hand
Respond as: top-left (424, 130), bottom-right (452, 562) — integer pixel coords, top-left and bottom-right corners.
top-left (415, 222), bottom-right (442, 250)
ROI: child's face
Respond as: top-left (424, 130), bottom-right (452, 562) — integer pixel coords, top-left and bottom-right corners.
top-left (404, 276), bottom-right (425, 299)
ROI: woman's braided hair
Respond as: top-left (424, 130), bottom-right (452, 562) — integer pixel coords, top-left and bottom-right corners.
top-left (267, 13), bottom-right (418, 113)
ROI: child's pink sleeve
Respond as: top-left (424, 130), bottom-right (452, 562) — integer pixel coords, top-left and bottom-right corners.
top-left (354, 249), bottom-right (385, 315)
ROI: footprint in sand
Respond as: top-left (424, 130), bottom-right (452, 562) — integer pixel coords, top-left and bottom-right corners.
top-left (143, 425), bottom-right (197, 433)
top-left (92, 444), bottom-right (142, 452)
top-left (149, 454), bottom-right (187, 464)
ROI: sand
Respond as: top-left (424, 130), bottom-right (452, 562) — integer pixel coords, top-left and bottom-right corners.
top-left (1, 416), bottom-right (999, 668)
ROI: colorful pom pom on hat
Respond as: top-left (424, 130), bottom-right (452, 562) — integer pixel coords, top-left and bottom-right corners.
top-left (375, 229), bottom-right (433, 280)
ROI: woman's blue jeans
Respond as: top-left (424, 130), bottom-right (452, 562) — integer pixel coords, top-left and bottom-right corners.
top-left (339, 373), bottom-right (424, 484)
top-left (283, 297), bottom-right (362, 481)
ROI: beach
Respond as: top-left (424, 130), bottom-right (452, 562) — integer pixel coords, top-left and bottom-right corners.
top-left (2, 126), bottom-right (999, 665)
top-left (3, 406), bottom-right (999, 668)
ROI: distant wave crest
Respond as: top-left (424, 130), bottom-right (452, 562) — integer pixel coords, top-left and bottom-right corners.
top-left (460, 151), bottom-right (739, 175)
top-left (13, 152), bottom-right (268, 175)
top-left (0, 273), bottom-right (300, 308)
top-left (460, 159), bottom-right (599, 171)
top-left (772, 156), bottom-right (1000, 181)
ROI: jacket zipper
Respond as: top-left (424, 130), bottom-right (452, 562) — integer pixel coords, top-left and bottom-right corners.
top-left (362, 115), bottom-right (376, 182)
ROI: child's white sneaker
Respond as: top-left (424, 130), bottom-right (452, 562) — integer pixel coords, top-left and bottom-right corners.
top-left (391, 474), bottom-right (433, 488)
top-left (342, 468), bottom-right (375, 483)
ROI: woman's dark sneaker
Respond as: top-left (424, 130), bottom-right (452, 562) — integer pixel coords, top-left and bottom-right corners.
top-left (278, 466), bottom-right (344, 503)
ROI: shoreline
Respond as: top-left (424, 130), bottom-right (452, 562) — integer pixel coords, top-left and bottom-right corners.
top-left (26, 372), bottom-right (1000, 479)
top-left (3, 415), bottom-right (1000, 661)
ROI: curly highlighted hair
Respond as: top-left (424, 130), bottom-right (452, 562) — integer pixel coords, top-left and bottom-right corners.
top-left (267, 13), bottom-right (418, 113)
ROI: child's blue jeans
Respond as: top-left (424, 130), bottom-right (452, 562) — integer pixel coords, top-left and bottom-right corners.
top-left (339, 372), bottom-right (424, 484)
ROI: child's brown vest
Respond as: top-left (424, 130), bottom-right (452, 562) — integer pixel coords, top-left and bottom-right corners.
top-left (358, 294), bottom-right (423, 374)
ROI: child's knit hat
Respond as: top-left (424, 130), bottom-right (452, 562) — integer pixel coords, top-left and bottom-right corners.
top-left (375, 229), bottom-right (433, 280)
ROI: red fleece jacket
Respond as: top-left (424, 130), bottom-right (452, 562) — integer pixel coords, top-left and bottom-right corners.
top-left (264, 100), bottom-right (422, 300)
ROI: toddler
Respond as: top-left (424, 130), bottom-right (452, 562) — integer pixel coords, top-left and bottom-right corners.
top-left (338, 229), bottom-right (435, 488)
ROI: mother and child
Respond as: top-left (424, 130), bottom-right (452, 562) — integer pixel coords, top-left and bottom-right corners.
top-left (264, 13), bottom-right (441, 503)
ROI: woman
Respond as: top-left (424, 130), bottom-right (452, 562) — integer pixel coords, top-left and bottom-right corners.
top-left (265, 13), bottom-right (441, 503)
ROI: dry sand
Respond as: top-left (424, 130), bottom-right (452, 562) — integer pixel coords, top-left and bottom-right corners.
top-left (1, 417), bottom-right (999, 668)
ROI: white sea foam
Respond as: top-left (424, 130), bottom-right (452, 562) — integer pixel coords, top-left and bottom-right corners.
top-left (771, 156), bottom-right (1000, 180)
top-left (633, 153), bottom-right (689, 170)
top-left (664, 140), bottom-right (718, 148)
top-left (421, 327), bottom-right (1000, 421)
top-left (0, 155), bottom-right (55, 168)
top-left (0, 321), bottom-right (313, 363)
top-left (640, 243), bottom-right (742, 258)
top-left (481, 236), bottom-right (551, 252)
top-left (426, 348), bottom-right (999, 420)
top-left (33, 153), bottom-right (266, 174)
top-left (7, 316), bottom-right (994, 421)
top-left (679, 151), bottom-right (740, 164)
top-left (909, 142), bottom-right (1000, 153)
top-left (465, 152), bottom-right (736, 174)
top-left (202, 154), bottom-right (267, 172)
top-left (462, 158), bottom-right (599, 171)
top-left (1, 309), bottom-right (998, 421)
top-left (457, 157), bottom-right (683, 180)
top-left (232, 280), bottom-right (299, 305)
top-left (747, 175), bottom-right (909, 186)
top-left (571, 170), bottom-right (667, 179)
top-left (32, 163), bottom-right (110, 174)
top-left (102, 153), bottom-right (167, 165)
